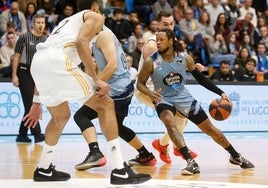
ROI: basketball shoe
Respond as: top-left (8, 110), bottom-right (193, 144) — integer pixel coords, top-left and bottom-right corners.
top-left (181, 159), bottom-right (200, 175)
top-left (110, 162), bottom-right (151, 185)
top-left (229, 154), bottom-right (255, 169)
top-left (173, 146), bottom-right (198, 159)
top-left (33, 163), bottom-right (70, 181)
top-left (152, 139), bottom-right (171, 163)
top-left (75, 151), bottom-right (107, 171)
top-left (128, 152), bottom-right (157, 166)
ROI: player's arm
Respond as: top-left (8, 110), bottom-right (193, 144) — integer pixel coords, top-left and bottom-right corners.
top-left (96, 31), bottom-right (118, 82)
top-left (137, 57), bottom-right (162, 104)
top-left (185, 54), bottom-right (229, 101)
top-left (76, 11), bottom-right (104, 82)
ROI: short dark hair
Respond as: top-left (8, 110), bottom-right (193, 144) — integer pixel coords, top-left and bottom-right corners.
top-left (77, 0), bottom-right (99, 11)
top-left (157, 11), bottom-right (173, 21)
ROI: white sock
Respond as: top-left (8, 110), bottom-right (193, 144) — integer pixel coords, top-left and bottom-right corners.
top-left (38, 143), bottom-right (56, 169)
top-left (108, 138), bottom-right (124, 169)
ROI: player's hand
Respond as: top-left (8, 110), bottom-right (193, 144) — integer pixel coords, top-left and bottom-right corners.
top-left (221, 93), bottom-right (231, 104)
top-left (195, 63), bottom-right (205, 72)
top-left (150, 88), bottom-right (162, 106)
top-left (23, 103), bottom-right (42, 128)
top-left (94, 79), bottom-right (109, 97)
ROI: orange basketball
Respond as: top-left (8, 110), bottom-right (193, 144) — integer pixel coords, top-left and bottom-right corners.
top-left (209, 98), bottom-right (232, 121)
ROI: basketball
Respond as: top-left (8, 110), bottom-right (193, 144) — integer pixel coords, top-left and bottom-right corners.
top-left (209, 98), bottom-right (232, 121)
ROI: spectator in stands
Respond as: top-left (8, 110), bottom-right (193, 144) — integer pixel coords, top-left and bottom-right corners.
top-left (132, 0), bottom-right (154, 27)
top-left (0, 32), bottom-right (15, 77)
top-left (254, 26), bottom-right (268, 50)
top-left (130, 37), bottom-right (144, 70)
top-left (127, 10), bottom-right (140, 35)
top-left (233, 12), bottom-right (254, 42)
top-left (207, 32), bottom-right (236, 68)
top-left (172, 2), bottom-right (184, 23)
top-left (174, 0), bottom-right (189, 15)
top-left (205, 0), bottom-right (225, 26)
top-left (210, 60), bottom-right (236, 82)
top-left (179, 7), bottom-right (204, 55)
top-left (199, 11), bottom-right (215, 42)
top-left (226, 32), bottom-right (240, 56)
top-left (0, 22), bottom-right (19, 46)
top-left (191, 0), bottom-right (206, 20)
top-left (54, 0), bottom-right (77, 15)
top-left (0, 0), bottom-right (11, 14)
top-left (143, 19), bottom-right (158, 42)
top-left (128, 24), bottom-right (143, 53)
top-left (233, 46), bottom-right (251, 71)
top-left (263, 7), bottom-right (268, 26)
top-left (234, 57), bottom-right (256, 81)
top-left (238, 0), bottom-right (257, 27)
top-left (214, 13), bottom-right (231, 41)
top-left (240, 33), bottom-right (255, 56)
top-left (223, 0), bottom-right (240, 30)
top-left (56, 3), bottom-right (74, 24)
top-left (0, 1), bottom-right (27, 36)
top-left (105, 8), bottom-right (131, 47)
top-left (24, 2), bottom-right (37, 32)
top-left (152, 0), bottom-right (173, 20)
top-left (126, 54), bottom-right (138, 83)
top-left (253, 17), bottom-right (267, 49)
top-left (252, 41), bottom-right (268, 79)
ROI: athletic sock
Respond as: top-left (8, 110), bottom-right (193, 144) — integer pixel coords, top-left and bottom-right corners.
top-left (179, 146), bottom-right (192, 161)
top-left (108, 138), bottom-right (124, 169)
top-left (89, 142), bottom-right (100, 153)
top-left (38, 143), bottom-right (56, 169)
top-left (225, 144), bottom-right (240, 158)
top-left (137, 145), bottom-right (150, 156)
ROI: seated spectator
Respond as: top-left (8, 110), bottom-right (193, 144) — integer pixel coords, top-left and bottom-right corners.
top-left (1, 22), bottom-right (19, 46)
top-left (0, 0), bottom-right (11, 14)
top-left (210, 60), bottom-right (236, 82)
top-left (252, 41), bottom-right (268, 79)
top-left (205, 0), bottom-right (225, 26)
top-left (105, 8), bottom-right (131, 47)
top-left (179, 7), bottom-right (204, 55)
top-left (130, 37), bottom-right (144, 70)
top-left (191, 0), bottom-right (206, 20)
top-left (240, 33), bottom-right (255, 56)
top-left (24, 2), bottom-right (37, 32)
top-left (253, 16), bottom-right (267, 49)
top-left (213, 13), bottom-right (231, 41)
top-left (234, 57), bottom-right (256, 81)
top-left (253, 26), bottom-right (268, 50)
top-left (0, 1), bottom-right (27, 36)
top-left (238, 0), bottom-right (257, 27)
top-left (207, 32), bottom-right (236, 68)
top-left (199, 11), bottom-right (215, 41)
top-left (132, 0), bottom-right (154, 27)
top-left (126, 54), bottom-right (138, 83)
top-left (128, 24), bottom-right (143, 53)
top-left (127, 10), bottom-right (140, 35)
top-left (223, 0), bottom-right (240, 30)
top-left (233, 46), bottom-right (251, 71)
top-left (152, 0), bottom-right (172, 20)
top-left (233, 12), bottom-right (254, 42)
top-left (0, 32), bottom-right (15, 77)
top-left (56, 3), bottom-right (74, 24)
top-left (143, 19), bottom-right (158, 42)
top-left (226, 32), bottom-right (240, 56)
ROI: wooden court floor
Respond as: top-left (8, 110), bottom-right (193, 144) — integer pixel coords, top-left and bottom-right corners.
top-left (0, 132), bottom-right (268, 186)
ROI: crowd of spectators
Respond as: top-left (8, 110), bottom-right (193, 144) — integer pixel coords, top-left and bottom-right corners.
top-left (1, 0), bottom-right (268, 83)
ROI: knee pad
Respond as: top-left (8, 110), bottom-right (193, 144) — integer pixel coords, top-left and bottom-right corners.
top-left (74, 105), bottom-right (98, 132)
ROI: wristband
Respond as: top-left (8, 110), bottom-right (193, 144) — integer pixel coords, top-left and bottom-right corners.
top-left (33, 95), bottom-right (41, 103)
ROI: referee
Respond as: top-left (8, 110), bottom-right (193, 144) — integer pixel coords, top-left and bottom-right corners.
top-left (12, 14), bottom-right (47, 143)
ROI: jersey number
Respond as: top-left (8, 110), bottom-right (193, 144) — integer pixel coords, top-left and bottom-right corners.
top-left (51, 20), bottom-right (69, 35)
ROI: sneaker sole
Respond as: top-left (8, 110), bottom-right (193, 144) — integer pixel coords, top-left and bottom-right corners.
top-left (181, 169), bottom-right (200, 175)
top-left (128, 158), bottom-right (157, 166)
top-left (110, 175), bottom-right (151, 185)
top-left (229, 159), bottom-right (255, 169)
top-left (75, 157), bottom-right (107, 171)
top-left (33, 175), bottom-right (71, 181)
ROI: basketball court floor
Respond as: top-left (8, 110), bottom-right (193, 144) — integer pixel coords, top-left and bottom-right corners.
top-left (0, 132), bottom-right (268, 188)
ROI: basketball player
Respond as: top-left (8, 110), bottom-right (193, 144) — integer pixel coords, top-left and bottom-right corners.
top-left (22, 0), bottom-right (151, 185)
top-left (137, 10), bottom-right (198, 164)
top-left (137, 28), bottom-right (255, 175)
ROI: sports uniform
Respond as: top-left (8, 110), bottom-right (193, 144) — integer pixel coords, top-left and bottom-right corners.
top-left (31, 10), bottom-right (95, 107)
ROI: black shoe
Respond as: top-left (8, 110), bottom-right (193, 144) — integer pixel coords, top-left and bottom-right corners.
top-left (110, 162), bottom-right (151, 185)
top-left (16, 135), bottom-right (31, 143)
top-left (33, 163), bottom-right (70, 181)
top-left (128, 152), bottom-right (157, 166)
top-left (75, 151), bottom-right (107, 171)
top-left (229, 154), bottom-right (255, 169)
top-left (181, 159), bottom-right (200, 175)
top-left (34, 134), bottom-right (45, 143)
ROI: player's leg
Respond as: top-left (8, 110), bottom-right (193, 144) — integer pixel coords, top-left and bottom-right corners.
top-left (33, 101), bottom-right (71, 181)
top-left (84, 95), bottom-right (151, 185)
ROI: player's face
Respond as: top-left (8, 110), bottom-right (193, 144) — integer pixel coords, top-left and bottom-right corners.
top-left (158, 16), bottom-right (175, 31)
top-left (156, 31), bottom-right (171, 54)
